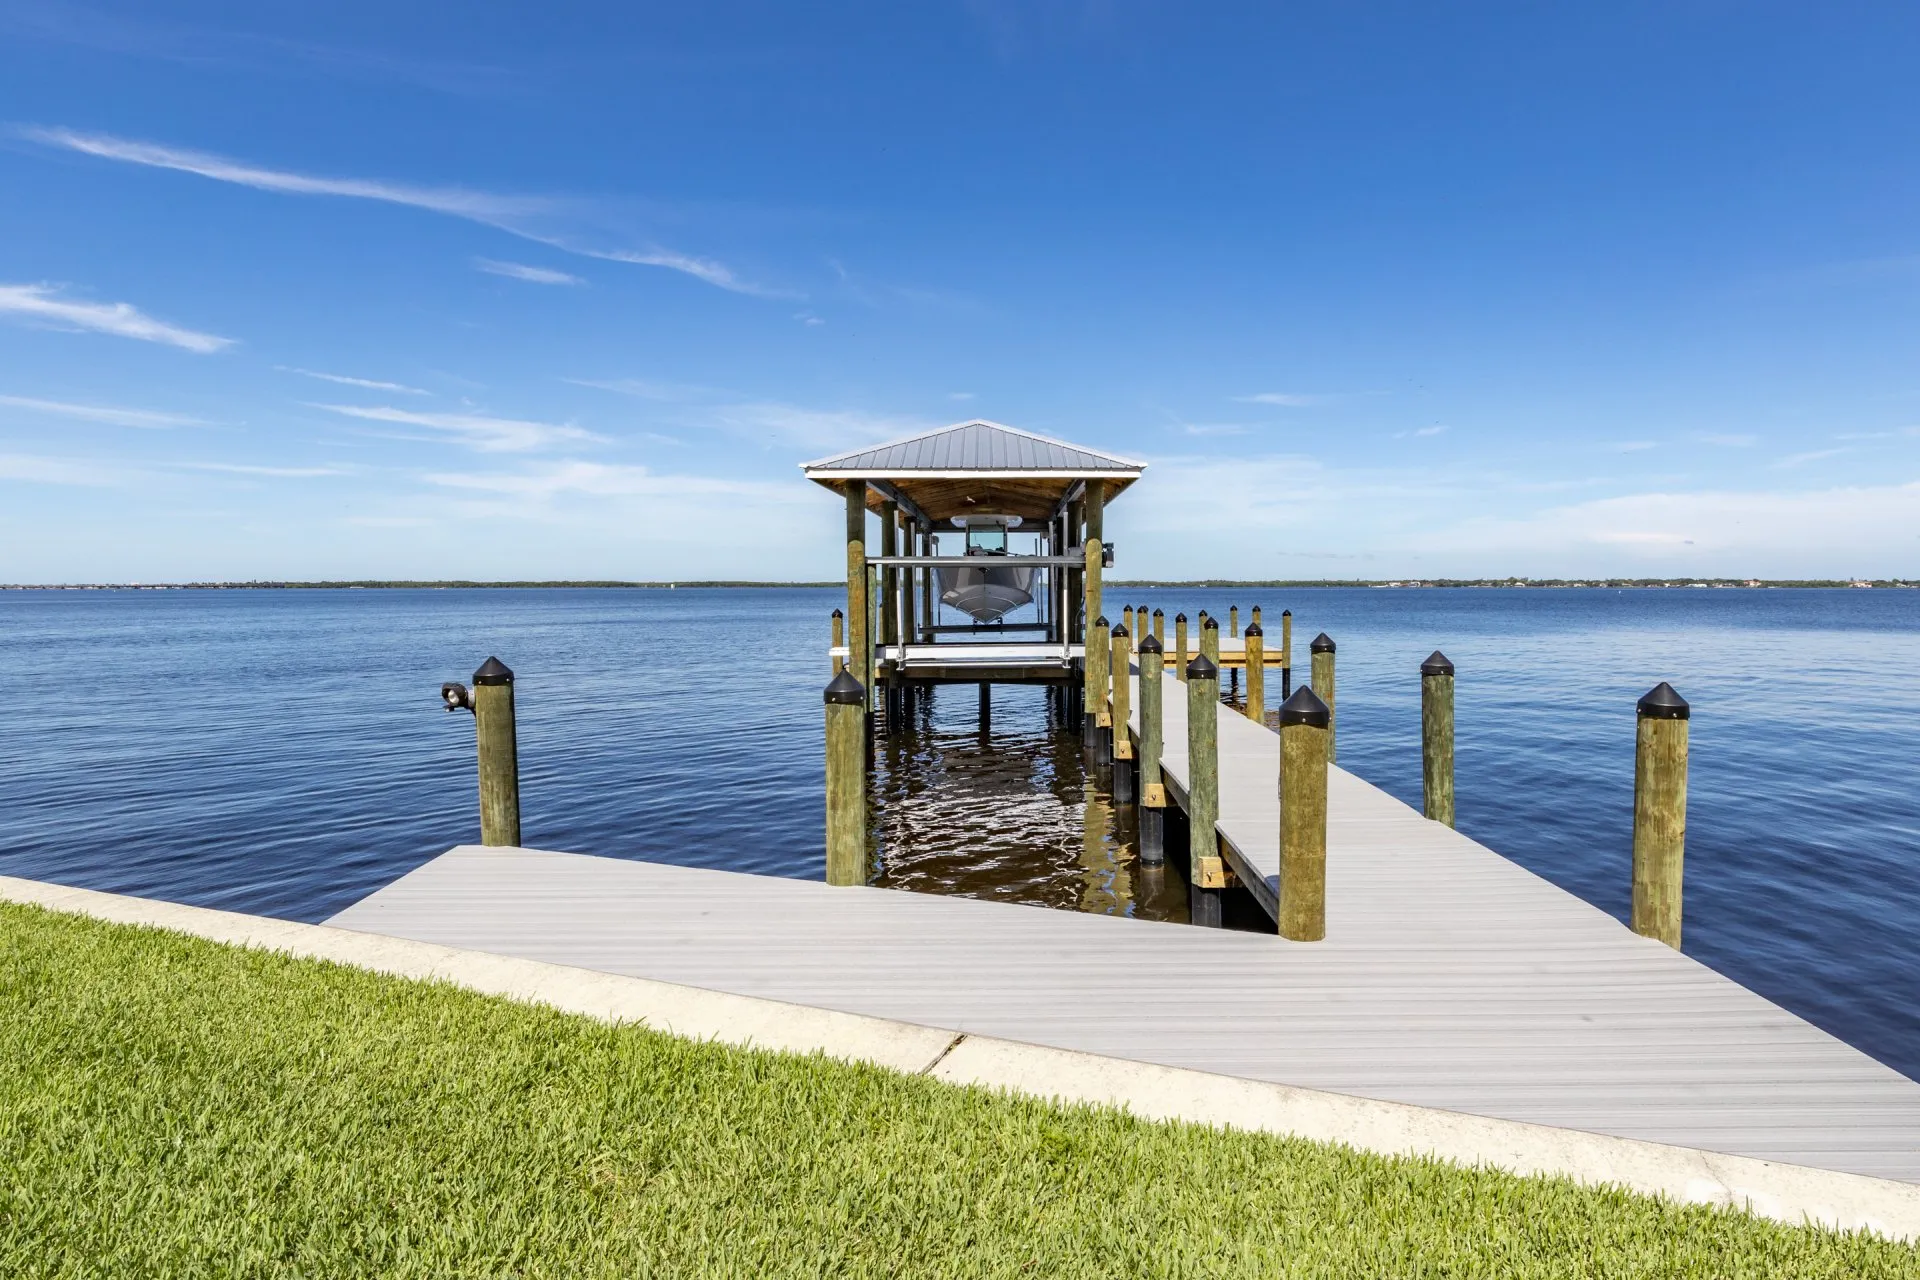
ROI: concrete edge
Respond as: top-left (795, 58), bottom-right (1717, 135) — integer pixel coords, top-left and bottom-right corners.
top-left (5, 874), bottom-right (1917, 1244)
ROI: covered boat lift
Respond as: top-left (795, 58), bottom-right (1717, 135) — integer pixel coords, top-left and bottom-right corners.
top-left (802, 419), bottom-right (1145, 707)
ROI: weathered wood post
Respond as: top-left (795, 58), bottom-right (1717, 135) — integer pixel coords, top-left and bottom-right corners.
top-left (1123, 604), bottom-right (1135, 638)
top-left (1066, 496), bottom-right (1085, 643)
top-left (1310, 632), bottom-right (1336, 762)
top-left (843, 482), bottom-right (869, 714)
top-left (1229, 605), bottom-right (1240, 638)
top-left (1137, 633), bottom-right (1166, 864)
top-left (1251, 604), bottom-right (1262, 631)
top-left (1280, 608), bottom-right (1293, 698)
top-left (1110, 621), bottom-right (1134, 801)
top-left (1632, 682), bottom-right (1690, 949)
top-left (824, 669), bottom-right (867, 885)
top-left (1152, 607), bottom-right (1165, 649)
top-left (1227, 605), bottom-right (1240, 699)
top-left (1244, 623), bottom-right (1265, 722)
top-left (830, 609), bottom-right (845, 674)
top-left (1278, 684), bottom-right (1331, 941)
top-left (920, 526), bottom-right (935, 642)
top-left (868, 563), bottom-right (883, 709)
top-left (1083, 479), bottom-right (1106, 643)
top-left (1201, 614), bottom-right (1220, 669)
top-left (1421, 651), bottom-right (1455, 827)
top-left (1175, 613), bottom-right (1189, 683)
top-left (1087, 614), bottom-right (1111, 759)
top-left (470, 657), bottom-right (520, 847)
top-left (879, 500), bottom-right (900, 722)
top-left (1187, 653), bottom-right (1226, 926)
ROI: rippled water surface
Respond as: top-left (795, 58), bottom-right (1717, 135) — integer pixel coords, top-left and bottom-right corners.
top-left (3, 586), bottom-right (1918, 1080)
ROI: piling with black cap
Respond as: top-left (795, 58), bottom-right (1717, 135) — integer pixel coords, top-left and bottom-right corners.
top-left (1123, 604), bottom-right (1136, 639)
top-left (1175, 613), bottom-right (1190, 684)
top-left (1201, 614), bottom-right (1220, 666)
top-left (1086, 615), bottom-right (1111, 759)
top-left (1250, 604), bottom-right (1262, 632)
top-left (1137, 633), bottom-right (1167, 863)
top-left (824, 669), bottom-right (868, 886)
top-left (1187, 653), bottom-right (1226, 924)
top-left (471, 657), bottom-right (520, 847)
top-left (1278, 685), bottom-right (1331, 941)
top-left (1229, 605), bottom-right (1240, 639)
top-left (1244, 623), bottom-right (1265, 722)
top-left (830, 608), bottom-right (845, 675)
top-left (1421, 651), bottom-right (1455, 827)
top-left (1280, 609), bottom-right (1293, 698)
top-left (1110, 622), bottom-right (1134, 801)
top-left (1310, 632), bottom-right (1337, 762)
top-left (1152, 607), bottom-right (1165, 649)
top-left (1632, 682), bottom-right (1690, 948)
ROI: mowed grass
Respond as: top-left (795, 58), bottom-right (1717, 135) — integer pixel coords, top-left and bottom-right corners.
top-left (2, 903), bottom-right (1914, 1279)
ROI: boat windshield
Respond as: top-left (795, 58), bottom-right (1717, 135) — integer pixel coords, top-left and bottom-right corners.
top-left (966, 526), bottom-right (1008, 554)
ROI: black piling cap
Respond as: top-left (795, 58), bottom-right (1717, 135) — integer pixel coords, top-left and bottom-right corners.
top-left (1421, 650), bottom-right (1454, 677)
top-left (1152, 608), bottom-right (1164, 618)
top-left (832, 607), bottom-right (843, 619)
top-left (1637, 682), bottom-right (1690, 721)
top-left (1244, 622), bottom-right (1263, 638)
top-left (472, 656), bottom-right (514, 685)
top-left (1175, 612), bottom-right (1187, 623)
top-left (1187, 653), bottom-right (1219, 681)
top-left (1093, 614), bottom-right (1109, 629)
top-left (1281, 608), bottom-right (1292, 618)
top-left (1137, 634), bottom-right (1163, 654)
top-left (1203, 616), bottom-right (1219, 631)
top-left (1278, 684), bottom-right (1331, 728)
top-left (1310, 632), bottom-right (1335, 654)
top-left (824, 669), bottom-right (867, 705)
top-left (1112, 622), bottom-right (1129, 639)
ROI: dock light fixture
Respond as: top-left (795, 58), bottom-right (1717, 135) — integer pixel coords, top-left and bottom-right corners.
top-left (441, 681), bottom-right (473, 713)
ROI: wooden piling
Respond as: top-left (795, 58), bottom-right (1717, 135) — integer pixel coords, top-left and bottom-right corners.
top-left (1111, 622), bottom-right (1134, 800)
top-left (471, 657), bottom-right (520, 847)
top-left (1244, 623), bottom-right (1265, 722)
top-left (824, 670), bottom-right (867, 886)
top-left (1201, 615), bottom-right (1220, 666)
top-left (1123, 604), bottom-right (1136, 638)
top-left (1421, 651), bottom-right (1455, 827)
top-left (1310, 632), bottom-right (1336, 762)
top-left (1278, 685), bottom-right (1331, 941)
top-left (830, 609), bottom-right (845, 675)
top-left (1229, 605), bottom-right (1240, 639)
top-left (1632, 682), bottom-right (1690, 949)
top-left (1187, 653), bottom-right (1226, 921)
top-left (1152, 607), bottom-right (1165, 649)
top-left (1087, 615), bottom-right (1111, 757)
top-left (1082, 482), bottom-right (1107, 720)
top-left (843, 482), bottom-right (869, 712)
top-left (1251, 604), bottom-right (1262, 632)
top-left (1281, 608), bottom-right (1293, 698)
top-left (1137, 633), bottom-right (1166, 864)
top-left (920, 526), bottom-right (935, 642)
top-left (1175, 613), bottom-right (1189, 683)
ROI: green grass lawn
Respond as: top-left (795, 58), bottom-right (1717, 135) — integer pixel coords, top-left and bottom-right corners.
top-left (2, 902), bottom-right (1914, 1278)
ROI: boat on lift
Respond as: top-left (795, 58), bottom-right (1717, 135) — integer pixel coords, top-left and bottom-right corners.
top-left (938, 516), bottom-right (1034, 623)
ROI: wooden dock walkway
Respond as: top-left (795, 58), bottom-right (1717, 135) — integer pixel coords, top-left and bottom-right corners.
top-left (331, 825), bottom-right (1920, 1181)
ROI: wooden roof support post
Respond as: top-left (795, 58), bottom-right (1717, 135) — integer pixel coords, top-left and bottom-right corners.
top-left (879, 498), bottom-right (899, 655)
top-left (1065, 497), bottom-right (1085, 643)
top-left (843, 482), bottom-right (869, 716)
top-left (1083, 479), bottom-right (1106, 638)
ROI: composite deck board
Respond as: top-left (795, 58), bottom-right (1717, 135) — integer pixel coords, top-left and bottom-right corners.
top-left (332, 843), bottom-right (1920, 1181)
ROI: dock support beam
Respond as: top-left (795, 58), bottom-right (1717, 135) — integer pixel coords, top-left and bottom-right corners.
top-left (1086, 615), bottom-right (1111, 760)
top-left (1281, 609), bottom-right (1293, 699)
top-left (1137, 634), bottom-right (1166, 864)
top-left (843, 482), bottom-right (869, 720)
top-left (1175, 614), bottom-right (1189, 683)
top-left (471, 657), bottom-right (520, 848)
top-left (1310, 632), bottom-right (1336, 763)
top-left (830, 609), bottom-right (844, 675)
top-left (1187, 653), bottom-right (1225, 927)
top-left (1632, 682), bottom-right (1690, 949)
top-left (825, 671), bottom-right (867, 886)
top-left (1152, 607), bottom-right (1164, 650)
top-left (1110, 622), bottom-right (1133, 803)
top-left (1421, 651), bottom-right (1455, 827)
top-left (1279, 685), bottom-right (1331, 941)
top-left (1244, 623), bottom-right (1265, 723)
top-left (1081, 480), bottom-right (1106, 719)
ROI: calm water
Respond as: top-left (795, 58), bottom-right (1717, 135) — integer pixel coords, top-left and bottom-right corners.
top-left (2, 587), bottom-right (1917, 1081)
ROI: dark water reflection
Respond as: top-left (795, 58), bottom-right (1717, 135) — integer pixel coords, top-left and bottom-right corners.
top-left (870, 683), bottom-right (1192, 922)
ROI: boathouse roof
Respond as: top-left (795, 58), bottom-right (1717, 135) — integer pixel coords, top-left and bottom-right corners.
top-left (801, 420), bottom-right (1144, 523)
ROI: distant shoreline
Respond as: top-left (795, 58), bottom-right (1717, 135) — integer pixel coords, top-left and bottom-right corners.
top-left (3, 577), bottom-right (1915, 591)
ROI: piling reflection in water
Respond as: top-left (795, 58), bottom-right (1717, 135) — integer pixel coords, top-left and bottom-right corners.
top-left (870, 684), bottom-right (1190, 922)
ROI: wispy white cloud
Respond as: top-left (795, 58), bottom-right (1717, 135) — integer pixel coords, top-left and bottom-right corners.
top-left (948, 391), bottom-right (976, 401)
top-left (26, 128), bottom-right (781, 297)
top-left (564, 376), bottom-right (713, 402)
top-left (426, 460), bottom-right (792, 502)
top-left (0, 283), bottom-right (233, 352)
top-left (793, 310), bottom-right (824, 326)
top-left (278, 366), bottom-right (429, 395)
top-left (179, 462), bottom-right (350, 477)
top-left (1771, 447), bottom-right (1848, 469)
top-left (475, 258), bottom-right (584, 286)
top-left (565, 377), bottom-right (926, 450)
top-left (1232, 392), bottom-right (1327, 407)
top-left (1615, 441), bottom-right (1658, 452)
top-left (0, 452), bottom-right (128, 485)
top-left (311, 403), bottom-right (600, 452)
top-left (1393, 424), bottom-right (1447, 439)
top-left (0, 393), bottom-right (208, 428)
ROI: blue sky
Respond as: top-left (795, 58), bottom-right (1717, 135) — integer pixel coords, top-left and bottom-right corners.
top-left (2, 2), bottom-right (1918, 582)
